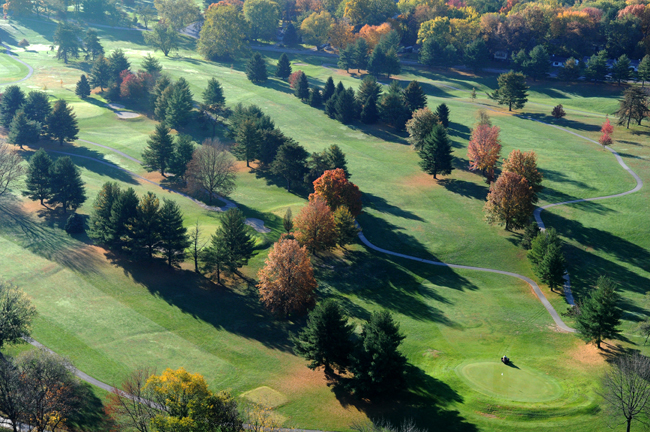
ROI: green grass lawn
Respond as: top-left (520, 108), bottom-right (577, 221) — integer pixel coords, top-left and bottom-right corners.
top-left (0, 17), bottom-right (649, 432)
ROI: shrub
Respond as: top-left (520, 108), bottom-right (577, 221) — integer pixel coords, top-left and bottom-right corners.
top-left (64, 213), bottom-right (85, 234)
top-left (289, 70), bottom-right (305, 89)
top-left (551, 104), bottom-right (566, 119)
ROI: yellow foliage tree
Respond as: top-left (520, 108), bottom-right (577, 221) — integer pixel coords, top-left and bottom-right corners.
top-left (328, 21), bottom-right (357, 49)
top-left (198, 4), bottom-right (249, 59)
top-left (300, 11), bottom-right (334, 46)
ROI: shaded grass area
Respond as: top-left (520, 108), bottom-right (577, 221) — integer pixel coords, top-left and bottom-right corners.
top-left (0, 18), bottom-right (648, 432)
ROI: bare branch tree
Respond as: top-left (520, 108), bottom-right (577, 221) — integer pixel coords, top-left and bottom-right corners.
top-left (0, 143), bottom-right (25, 197)
top-left (188, 219), bottom-right (209, 273)
top-left (187, 139), bottom-right (237, 205)
top-left (601, 352), bottom-right (650, 432)
top-left (106, 366), bottom-right (160, 432)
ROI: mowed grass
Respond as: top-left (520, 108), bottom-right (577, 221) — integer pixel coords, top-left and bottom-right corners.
top-left (0, 18), bottom-right (649, 431)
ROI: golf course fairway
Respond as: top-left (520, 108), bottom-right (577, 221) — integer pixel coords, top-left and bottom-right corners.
top-left (457, 362), bottom-right (563, 403)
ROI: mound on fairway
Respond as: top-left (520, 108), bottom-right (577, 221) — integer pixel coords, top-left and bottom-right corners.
top-left (457, 361), bottom-right (563, 402)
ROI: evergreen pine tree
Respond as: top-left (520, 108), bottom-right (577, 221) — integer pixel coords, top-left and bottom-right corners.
top-left (283, 208), bottom-right (293, 233)
top-left (333, 206), bottom-right (359, 248)
top-left (75, 75), bottom-right (91, 99)
top-left (90, 56), bottom-right (111, 91)
top-left (88, 182), bottom-right (121, 243)
top-left (276, 53), bottom-right (292, 79)
top-left (335, 89), bottom-right (356, 124)
top-left (246, 52), bottom-right (268, 84)
top-left (169, 135), bottom-right (195, 180)
top-left (234, 120), bottom-right (262, 168)
top-left (367, 45), bottom-right (386, 77)
top-left (335, 81), bottom-right (345, 95)
top-left (379, 81), bottom-right (409, 130)
top-left (337, 44), bottom-right (355, 72)
top-left (637, 55), bottom-right (650, 87)
top-left (360, 94), bottom-right (379, 124)
top-left (418, 125), bottom-right (454, 179)
top-left (384, 48), bottom-right (401, 78)
top-left (611, 54), bottom-right (632, 85)
top-left (158, 199), bottom-right (190, 267)
top-left (23, 149), bottom-right (53, 206)
top-left (48, 156), bottom-right (86, 214)
top-left (325, 144), bottom-right (349, 177)
top-left (521, 221), bottom-right (539, 250)
top-left (347, 310), bottom-right (407, 397)
top-left (535, 242), bottom-right (566, 291)
top-left (142, 123), bottom-right (175, 176)
top-left (271, 141), bottom-right (309, 191)
top-left (8, 111), bottom-right (41, 149)
top-left (0, 85), bottom-right (26, 128)
top-left (403, 80), bottom-right (427, 113)
top-left (322, 77), bottom-right (335, 101)
top-left (295, 72), bottom-right (310, 101)
top-left (23, 91), bottom-right (51, 127)
top-left (202, 230), bottom-right (228, 283)
top-left (283, 23), bottom-right (298, 45)
top-left (488, 71), bottom-right (529, 111)
top-left (354, 38), bottom-right (369, 73)
top-left (575, 276), bottom-right (622, 349)
top-left (356, 75), bottom-right (382, 105)
top-left (108, 187), bottom-right (138, 248)
top-left (83, 29), bottom-right (104, 60)
top-left (108, 49), bottom-right (131, 83)
top-left (47, 100), bottom-right (79, 146)
top-left (309, 87), bottom-right (322, 107)
top-left (218, 208), bottom-right (255, 273)
top-left (527, 227), bottom-right (559, 266)
top-left (325, 95), bottom-right (338, 119)
top-left (585, 50), bottom-right (609, 82)
top-left (165, 78), bottom-right (194, 129)
top-left (154, 83), bottom-right (173, 121)
top-left (436, 103), bottom-right (450, 128)
top-left (293, 299), bottom-right (355, 373)
top-left (202, 78), bottom-right (225, 106)
top-left (141, 53), bottom-right (163, 77)
top-left (131, 192), bottom-right (162, 258)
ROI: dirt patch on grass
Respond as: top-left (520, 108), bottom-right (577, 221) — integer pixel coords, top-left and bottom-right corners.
top-left (570, 342), bottom-right (606, 366)
top-left (274, 364), bottom-right (328, 395)
top-left (400, 171), bottom-right (444, 189)
top-left (142, 172), bottom-right (166, 183)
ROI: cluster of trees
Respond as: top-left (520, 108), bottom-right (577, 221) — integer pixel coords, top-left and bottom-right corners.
top-left (24, 149), bottom-right (87, 214)
top-left (483, 148), bottom-right (543, 231)
top-left (338, 30), bottom-right (401, 78)
top-left (294, 300), bottom-right (407, 397)
top-left (88, 182), bottom-right (190, 266)
top-left (227, 102), bottom-right (350, 191)
top-left (2, 86), bottom-right (79, 148)
top-left (107, 366), bottom-right (244, 432)
top-left (616, 86), bottom-right (650, 129)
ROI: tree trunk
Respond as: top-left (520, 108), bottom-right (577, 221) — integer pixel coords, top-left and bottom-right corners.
top-left (597, 339), bottom-right (601, 349)
top-left (627, 418), bottom-right (631, 432)
top-left (509, 101), bottom-right (512, 111)
top-left (216, 265), bottom-right (221, 284)
top-left (627, 116), bottom-right (631, 129)
top-left (246, 158), bottom-right (250, 168)
top-left (433, 172), bottom-right (437, 179)
top-left (194, 254), bottom-right (199, 273)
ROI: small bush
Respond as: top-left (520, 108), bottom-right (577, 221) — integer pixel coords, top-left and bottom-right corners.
top-left (551, 104), bottom-right (566, 119)
top-left (18, 39), bottom-right (29, 48)
top-left (64, 214), bottom-right (85, 234)
top-left (289, 70), bottom-right (304, 89)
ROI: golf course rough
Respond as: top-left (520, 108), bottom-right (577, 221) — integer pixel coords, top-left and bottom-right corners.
top-left (456, 361), bottom-right (563, 403)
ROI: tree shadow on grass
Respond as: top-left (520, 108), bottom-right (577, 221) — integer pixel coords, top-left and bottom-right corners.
top-left (104, 252), bottom-right (297, 351)
top-left (448, 122), bottom-right (471, 142)
top-left (328, 365), bottom-right (477, 432)
top-left (541, 169), bottom-right (596, 191)
top-left (0, 194), bottom-right (104, 275)
top-left (521, 113), bottom-right (601, 133)
top-left (363, 192), bottom-right (424, 222)
top-left (440, 178), bottom-right (488, 201)
top-left (67, 382), bottom-right (116, 431)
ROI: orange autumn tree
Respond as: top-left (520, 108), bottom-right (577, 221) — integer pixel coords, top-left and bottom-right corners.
top-left (484, 171), bottom-right (534, 231)
top-left (258, 235), bottom-right (317, 317)
top-left (501, 149), bottom-right (543, 203)
top-left (293, 196), bottom-right (337, 253)
top-left (467, 124), bottom-right (502, 182)
top-left (329, 21), bottom-right (357, 49)
top-left (359, 23), bottom-right (392, 48)
top-left (311, 168), bottom-right (362, 217)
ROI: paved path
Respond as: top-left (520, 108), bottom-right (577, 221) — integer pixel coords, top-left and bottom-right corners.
top-left (4, 46), bottom-right (646, 422)
top-left (1, 42), bottom-right (34, 84)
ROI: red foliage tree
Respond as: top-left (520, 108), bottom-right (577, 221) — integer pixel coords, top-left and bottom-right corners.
top-left (289, 70), bottom-right (305, 89)
top-left (467, 124), bottom-right (502, 182)
top-left (120, 70), bottom-right (153, 100)
top-left (310, 168), bottom-right (362, 217)
top-left (599, 118), bottom-right (614, 147)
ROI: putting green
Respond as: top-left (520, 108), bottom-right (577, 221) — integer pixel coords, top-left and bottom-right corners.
top-left (457, 361), bottom-right (563, 402)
